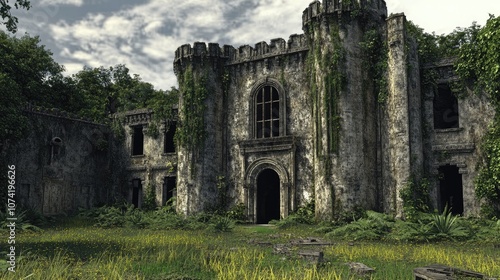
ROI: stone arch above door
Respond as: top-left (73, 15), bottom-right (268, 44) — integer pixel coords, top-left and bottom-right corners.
top-left (244, 158), bottom-right (291, 223)
top-left (245, 158), bottom-right (289, 186)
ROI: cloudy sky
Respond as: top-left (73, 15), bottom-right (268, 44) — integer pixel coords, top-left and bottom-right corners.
top-left (6, 0), bottom-right (500, 91)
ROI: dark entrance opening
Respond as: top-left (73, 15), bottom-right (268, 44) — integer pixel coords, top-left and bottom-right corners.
top-left (433, 84), bottom-right (459, 129)
top-left (132, 179), bottom-right (142, 208)
top-left (164, 122), bottom-right (176, 153)
top-left (162, 177), bottom-right (176, 206)
top-left (132, 126), bottom-right (144, 155)
top-left (256, 169), bottom-right (280, 224)
top-left (438, 165), bottom-right (464, 215)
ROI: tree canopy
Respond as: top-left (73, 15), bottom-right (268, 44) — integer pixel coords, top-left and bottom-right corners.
top-left (0, 30), bottom-right (178, 153)
top-left (0, 0), bottom-right (30, 33)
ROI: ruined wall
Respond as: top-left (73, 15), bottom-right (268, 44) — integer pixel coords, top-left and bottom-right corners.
top-left (116, 109), bottom-right (178, 208)
top-left (170, 0), bottom-right (493, 220)
top-left (7, 107), bottom-right (112, 215)
top-left (423, 60), bottom-right (495, 216)
top-left (173, 37), bottom-right (313, 220)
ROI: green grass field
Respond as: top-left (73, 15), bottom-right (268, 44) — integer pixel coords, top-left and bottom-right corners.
top-left (1, 216), bottom-right (499, 280)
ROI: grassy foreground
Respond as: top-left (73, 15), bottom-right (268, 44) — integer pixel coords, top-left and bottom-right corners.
top-left (1, 217), bottom-right (499, 280)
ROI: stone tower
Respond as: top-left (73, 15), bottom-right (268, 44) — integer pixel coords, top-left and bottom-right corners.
top-left (173, 0), bottom-right (425, 220)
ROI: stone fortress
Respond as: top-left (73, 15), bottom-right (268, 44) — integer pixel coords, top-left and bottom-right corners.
top-left (9, 0), bottom-right (495, 222)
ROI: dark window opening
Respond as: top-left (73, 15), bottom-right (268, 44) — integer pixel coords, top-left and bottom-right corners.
top-left (433, 84), bottom-right (459, 129)
top-left (49, 137), bottom-right (63, 164)
top-left (132, 179), bottom-right (142, 208)
top-left (255, 86), bottom-right (280, 138)
top-left (438, 165), bottom-right (464, 215)
top-left (132, 126), bottom-right (144, 155)
top-left (164, 122), bottom-right (176, 153)
top-left (256, 169), bottom-right (280, 224)
top-left (162, 177), bottom-right (176, 206)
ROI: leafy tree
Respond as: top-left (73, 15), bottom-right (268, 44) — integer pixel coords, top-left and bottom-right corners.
top-left (72, 64), bottom-right (173, 123)
top-left (0, 0), bottom-right (30, 33)
top-left (0, 31), bottom-right (64, 150)
top-left (455, 15), bottom-right (500, 101)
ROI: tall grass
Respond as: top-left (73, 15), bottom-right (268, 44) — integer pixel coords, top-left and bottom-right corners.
top-left (1, 218), bottom-right (499, 279)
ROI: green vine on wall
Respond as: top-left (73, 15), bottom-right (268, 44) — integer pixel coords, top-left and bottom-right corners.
top-left (306, 21), bottom-right (345, 157)
top-left (405, 16), bottom-right (500, 217)
top-left (400, 177), bottom-right (431, 221)
top-left (324, 25), bottom-right (346, 154)
top-left (360, 27), bottom-right (388, 103)
top-left (175, 66), bottom-right (208, 150)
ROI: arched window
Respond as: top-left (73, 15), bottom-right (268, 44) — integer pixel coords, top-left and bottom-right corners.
top-left (250, 79), bottom-right (286, 139)
top-left (256, 86), bottom-right (280, 138)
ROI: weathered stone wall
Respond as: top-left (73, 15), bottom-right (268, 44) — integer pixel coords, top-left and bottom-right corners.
top-left (422, 60), bottom-right (495, 216)
top-left (117, 109), bottom-right (178, 208)
top-left (224, 39), bottom-right (312, 221)
top-left (7, 108), bottom-right (112, 215)
top-left (164, 0), bottom-right (495, 220)
top-left (303, 0), bottom-right (387, 219)
top-left (174, 45), bottom-right (228, 215)
top-left (382, 13), bottom-right (424, 217)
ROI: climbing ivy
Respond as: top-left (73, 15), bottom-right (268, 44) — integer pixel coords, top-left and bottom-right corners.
top-left (324, 25), bottom-right (346, 154)
top-left (175, 66), bottom-right (208, 150)
top-left (360, 27), bottom-right (388, 103)
top-left (475, 121), bottom-right (500, 217)
top-left (400, 177), bottom-right (431, 221)
top-left (456, 15), bottom-right (500, 218)
top-left (406, 16), bottom-right (500, 217)
top-left (306, 21), bottom-right (345, 157)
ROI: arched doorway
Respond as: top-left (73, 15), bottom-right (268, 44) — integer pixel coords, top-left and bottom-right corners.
top-left (256, 169), bottom-right (280, 224)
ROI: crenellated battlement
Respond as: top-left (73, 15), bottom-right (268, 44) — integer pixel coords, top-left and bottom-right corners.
top-left (302, 0), bottom-right (387, 27)
top-left (174, 34), bottom-right (308, 67)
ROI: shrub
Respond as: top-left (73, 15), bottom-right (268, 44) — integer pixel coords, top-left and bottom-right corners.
top-left (94, 205), bottom-right (125, 228)
top-left (0, 208), bottom-right (42, 232)
top-left (427, 206), bottom-right (468, 241)
top-left (387, 219), bottom-right (430, 242)
top-left (325, 211), bottom-right (394, 240)
top-left (124, 208), bottom-right (149, 229)
top-left (226, 203), bottom-right (247, 223)
top-left (210, 215), bottom-right (235, 232)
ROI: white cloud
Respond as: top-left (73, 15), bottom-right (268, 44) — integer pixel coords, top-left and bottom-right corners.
top-left (386, 0), bottom-right (499, 35)
top-left (40, 0), bottom-right (83, 6)
top-left (40, 0), bottom-right (499, 91)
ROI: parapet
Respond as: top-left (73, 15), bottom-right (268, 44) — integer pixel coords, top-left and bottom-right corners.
top-left (229, 34), bottom-right (308, 64)
top-left (174, 34), bottom-right (308, 67)
top-left (23, 103), bottom-right (106, 126)
top-left (302, 0), bottom-right (387, 27)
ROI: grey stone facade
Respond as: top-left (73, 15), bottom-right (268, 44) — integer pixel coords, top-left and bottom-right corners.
top-left (168, 0), bottom-right (495, 221)
top-left (7, 0), bottom-right (495, 220)
top-left (5, 106), bottom-right (113, 215)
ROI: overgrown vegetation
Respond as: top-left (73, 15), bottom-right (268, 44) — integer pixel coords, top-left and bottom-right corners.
top-left (360, 27), bottom-right (388, 103)
top-left (175, 66), bottom-right (208, 150)
top-left (405, 15), bottom-right (500, 218)
top-left (400, 177), bottom-right (431, 221)
top-left (78, 202), bottom-right (238, 233)
top-left (318, 208), bottom-right (497, 243)
top-left (1, 213), bottom-right (499, 279)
